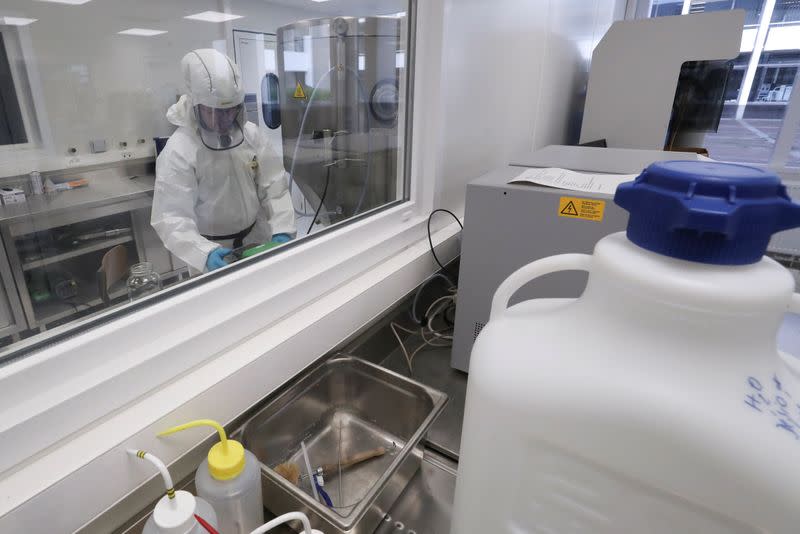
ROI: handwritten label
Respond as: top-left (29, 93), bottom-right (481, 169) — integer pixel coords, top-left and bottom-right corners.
top-left (744, 374), bottom-right (800, 440)
top-left (509, 167), bottom-right (637, 195)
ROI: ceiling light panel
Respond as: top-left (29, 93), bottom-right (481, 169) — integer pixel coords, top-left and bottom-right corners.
top-left (184, 11), bottom-right (244, 23)
top-left (1, 17), bottom-right (37, 26)
top-left (118, 28), bottom-right (167, 36)
top-left (35, 0), bottom-right (92, 5)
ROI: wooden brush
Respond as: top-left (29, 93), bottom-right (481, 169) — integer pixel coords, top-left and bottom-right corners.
top-left (274, 461), bottom-right (301, 486)
top-left (274, 446), bottom-right (387, 486)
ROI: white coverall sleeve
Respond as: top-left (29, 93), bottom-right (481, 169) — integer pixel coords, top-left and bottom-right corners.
top-left (152, 139), bottom-right (219, 272)
top-left (256, 139), bottom-right (296, 238)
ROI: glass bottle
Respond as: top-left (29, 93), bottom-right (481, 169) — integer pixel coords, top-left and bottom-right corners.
top-left (127, 262), bottom-right (162, 302)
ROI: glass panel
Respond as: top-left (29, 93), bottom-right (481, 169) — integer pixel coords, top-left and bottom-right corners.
top-left (650, 0), bottom-right (684, 17)
top-left (772, 0), bottom-right (800, 23)
top-left (715, 25), bottom-right (800, 165)
top-left (0, 0), bottom-right (413, 358)
top-left (276, 15), bottom-right (407, 233)
top-left (650, 0), bottom-right (766, 21)
top-left (0, 35), bottom-right (28, 146)
top-left (703, 0), bottom-right (766, 25)
top-left (787, 125), bottom-right (800, 167)
top-left (646, 0), bottom-right (800, 166)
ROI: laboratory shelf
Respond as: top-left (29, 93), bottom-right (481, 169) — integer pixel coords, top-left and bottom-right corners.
top-left (33, 286), bottom-right (128, 327)
top-left (22, 235), bottom-right (133, 271)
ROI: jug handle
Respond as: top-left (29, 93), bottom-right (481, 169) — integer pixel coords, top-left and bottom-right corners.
top-left (490, 253), bottom-right (593, 320)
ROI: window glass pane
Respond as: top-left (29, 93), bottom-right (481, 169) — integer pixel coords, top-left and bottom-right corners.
top-left (646, 0), bottom-right (800, 167)
top-left (772, 0), bottom-right (800, 23)
top-left (714, 25), bottom-right (799, 165)
top-left (787, 125), bottom-right (800, 167)
top-left (0, 35), bottom-right (28, 146)
top-left (650, 0), bottom-right (685, 17)
top-left (0, 0), bottom-right (413, 358)
top-left (650, 0), bottom-right (766, 22)
top-left (705, 1), bottom-right (765, 25)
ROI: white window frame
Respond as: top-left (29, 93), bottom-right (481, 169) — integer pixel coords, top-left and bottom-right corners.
top-left (0, 1), bottom-right (454, 529)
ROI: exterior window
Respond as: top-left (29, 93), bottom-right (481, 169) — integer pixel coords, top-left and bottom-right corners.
top-left (0, 0), bottom-right (413, 361)
top-left (0, 33), bottom-right (27, 146)
top-left (638, 0), bottom-right (800, 170)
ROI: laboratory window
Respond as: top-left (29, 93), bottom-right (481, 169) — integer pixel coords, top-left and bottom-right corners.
top-left (0, 32), bottom-right (27, 146)
top-left (0, 0), bottom-right (413, 359)
top-left (773, 0), bottom-right (800, 23)
top-left (635, 0), bottom-right (800, 169)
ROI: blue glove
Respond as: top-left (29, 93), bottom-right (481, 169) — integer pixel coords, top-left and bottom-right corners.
top-left (206, 247), bottom-right (232, 271)
top-left (271, 233), bottom-right (293, 244)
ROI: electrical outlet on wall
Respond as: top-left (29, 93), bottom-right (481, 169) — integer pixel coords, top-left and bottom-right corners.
top-left (90, 139), bottom-right (107, 153)
top-left (67, 157), bottom-right (81, 167)
top-left (121, 152), bottom-right (133, 159)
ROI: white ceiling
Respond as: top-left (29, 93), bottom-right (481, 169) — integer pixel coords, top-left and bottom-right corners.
top-left (263, 0), bottom-right (407, 17)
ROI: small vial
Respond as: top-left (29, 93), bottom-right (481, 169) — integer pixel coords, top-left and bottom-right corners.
top-left (30, 171), bottom-right (43, 195)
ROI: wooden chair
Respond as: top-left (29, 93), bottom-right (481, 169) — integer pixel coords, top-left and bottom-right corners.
top-left (97, 245), bottom-right (128, 306)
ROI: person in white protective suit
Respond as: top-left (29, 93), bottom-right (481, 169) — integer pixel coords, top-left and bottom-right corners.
top-left (152, 48), bottom-right (296, 272)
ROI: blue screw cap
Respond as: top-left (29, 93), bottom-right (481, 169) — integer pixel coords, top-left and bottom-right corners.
top-left (614, 161), bottom-right (800, 265)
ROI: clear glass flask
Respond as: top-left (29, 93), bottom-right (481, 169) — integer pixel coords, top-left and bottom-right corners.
top-left (127, 262), bottom-right (162, 301)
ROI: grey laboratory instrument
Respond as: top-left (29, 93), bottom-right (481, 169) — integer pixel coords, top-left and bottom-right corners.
top-left (450, 145), bottom-right (707, 373)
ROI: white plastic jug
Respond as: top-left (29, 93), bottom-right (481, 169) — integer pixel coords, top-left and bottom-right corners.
top-left (452, 161), bottom-right (800, 533)
top-left (127, 449), bottom-right (219, 534)
top-left (160, 420), bottom-right (263, 534)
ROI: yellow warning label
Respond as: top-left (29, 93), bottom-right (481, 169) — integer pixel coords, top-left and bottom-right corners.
top-left (293, 81), bottom-right (307, 99)
top-left (558, 196), bottom-right (605, 222)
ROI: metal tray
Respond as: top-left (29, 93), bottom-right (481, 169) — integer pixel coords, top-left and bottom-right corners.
top-left (240, 356), bottom-right (447, 534)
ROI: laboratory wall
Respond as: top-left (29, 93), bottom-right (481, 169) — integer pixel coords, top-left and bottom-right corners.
top-left (0, 0), bottom-right (319, 178)
top-left (435, 0), bottom-right (625, 214)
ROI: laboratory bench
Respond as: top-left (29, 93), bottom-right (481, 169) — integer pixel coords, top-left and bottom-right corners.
top-left (78, 282), bottom-right (467, 534)
top-left (0, 159), bottom-right (188, 342)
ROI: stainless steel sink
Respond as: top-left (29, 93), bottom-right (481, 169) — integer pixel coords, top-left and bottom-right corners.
top-left (241, 356), bottom-right (448, 534)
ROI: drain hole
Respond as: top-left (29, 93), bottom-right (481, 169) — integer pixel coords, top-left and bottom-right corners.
top-left (383, 514), bottom-right (392, 522)
top-left (394, 521), bottom-right (405, 530)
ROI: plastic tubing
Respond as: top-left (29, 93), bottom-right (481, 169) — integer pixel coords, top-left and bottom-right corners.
top-left (289, 67), bottom-right (335, 217)
top-left (345, 66), bottom-right (373, 217)
top-left (288, 66), bottom-right (373, 218)
top-left (249, 512), bottom-right (315, 534)
top-left (410, 272), bottom-right (456, 324)
top-left (300, 440), bottom-right (320, 503)
top-left (127, 449), bottom-right (177, 508)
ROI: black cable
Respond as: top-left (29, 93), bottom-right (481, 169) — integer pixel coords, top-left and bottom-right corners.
top-left (307, 165), bottom-right (331, 236)
top-left (427, 209), bottom-right (463, 283)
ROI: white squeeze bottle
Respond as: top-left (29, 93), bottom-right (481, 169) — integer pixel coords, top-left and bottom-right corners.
top-left (452, 161), bottom-right (800, 533)
top-left (127, 449), bottom-right (219, 534)
top-left (160, 419), bottom-right (264, 534)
